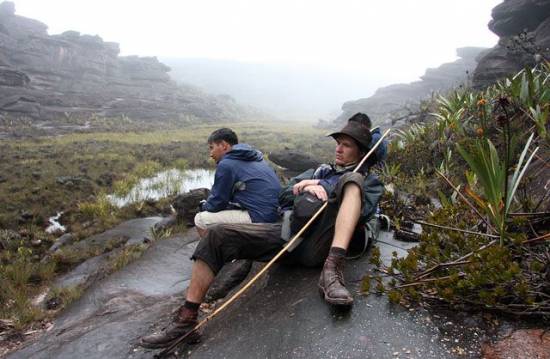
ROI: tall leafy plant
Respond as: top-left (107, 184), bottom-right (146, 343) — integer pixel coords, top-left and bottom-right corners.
top-left (457, 133), bottom-right (539, 244)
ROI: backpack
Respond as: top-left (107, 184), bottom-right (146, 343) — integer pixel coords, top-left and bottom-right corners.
top-left (290, 192), bottom-right (324, 236)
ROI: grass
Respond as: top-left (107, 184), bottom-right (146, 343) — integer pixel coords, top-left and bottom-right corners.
top-left (77, 193), bottom-right (115, 220)
top-left (45, 286), bottom-right (84, 312)
top-left (107, 244), bottom-right (148, 273)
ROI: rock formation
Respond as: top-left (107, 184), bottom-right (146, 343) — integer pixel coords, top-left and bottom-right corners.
top-left (472, 0), bottom-right (550, 88)
top-left (268, 148), bottom-right (320, 174)
top-left (0, 1), bottom-right (253, 123)
top-left (172, 188), bottom-right (210, 226)
top-left (333, 47), bottom-right (486, 128)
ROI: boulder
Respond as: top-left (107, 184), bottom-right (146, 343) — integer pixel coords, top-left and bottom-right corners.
top-left (268, 149), bottom-right (320, 173)
top-left (173, 188), bottom-right (210, 226)
top-left (48, 233), bottom-right (75, 252)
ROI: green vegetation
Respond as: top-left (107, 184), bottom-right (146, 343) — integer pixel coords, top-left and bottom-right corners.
top-left (107, 244), bottom-right (148, 273)
top-left (374, 64), bottom-right (549, 317)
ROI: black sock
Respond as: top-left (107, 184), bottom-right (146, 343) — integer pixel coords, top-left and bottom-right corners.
top-left (329, 247), bottom-right (346, 257)
top-left (184, 300), bottom-right (200, 311)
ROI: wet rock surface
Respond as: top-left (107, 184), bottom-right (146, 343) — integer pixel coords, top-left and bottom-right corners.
top-left (7, 230), bottom-right (501, 359)
top-left (481, 329), bottom-right (550, 359)
top-left (8, 226), bottom-right (201, 359)
top-left (52, 217), bottom-right (163, 291)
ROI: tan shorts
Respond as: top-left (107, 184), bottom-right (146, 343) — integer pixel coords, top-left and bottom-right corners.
top-left (194, 210), bottom-right (253, 229)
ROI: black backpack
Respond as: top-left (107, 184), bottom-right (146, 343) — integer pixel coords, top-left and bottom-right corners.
top-left (289, 192), bottom-right (324, 236)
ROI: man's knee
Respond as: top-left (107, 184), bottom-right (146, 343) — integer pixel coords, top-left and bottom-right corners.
top-left (342, 181), bottom-right (361, 195)
top-left (191, 225), bottom-right (227, 274)
top-left (333, 172), bottom-right (364, 205)
top-left (194, 211), bottom-right (207, 229)
top-left (340, 172), bottom-right (364, 188)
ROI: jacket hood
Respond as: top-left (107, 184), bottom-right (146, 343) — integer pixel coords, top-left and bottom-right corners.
top-left (224, 143), bottom-right (263, 162)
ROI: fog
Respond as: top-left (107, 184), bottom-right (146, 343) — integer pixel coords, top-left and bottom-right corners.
top-left (13, 0), bottom-right (502, 119)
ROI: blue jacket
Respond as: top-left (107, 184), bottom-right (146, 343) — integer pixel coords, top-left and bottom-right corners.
top-left (370, 127), bottom-right (388, 163)
top-left (203, 143), bottom-right (281, 223)
top-left (362, 127), bottom-right (388, 169)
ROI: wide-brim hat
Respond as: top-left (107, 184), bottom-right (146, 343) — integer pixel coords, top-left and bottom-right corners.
top-left (328, 121), bottom-right (372, 150)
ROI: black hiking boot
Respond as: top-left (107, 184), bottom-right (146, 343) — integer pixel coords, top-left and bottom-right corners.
top-left (139, 306), bottom-right (200, 349)
top-left (318, 254), bottom-right (353, 306)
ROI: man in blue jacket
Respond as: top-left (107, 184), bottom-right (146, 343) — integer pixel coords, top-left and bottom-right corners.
top-left (194, 128), bottom-right (281, 237)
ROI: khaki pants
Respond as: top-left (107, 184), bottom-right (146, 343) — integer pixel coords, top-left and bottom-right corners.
top-left (194, 210), bottom-right (252, 230)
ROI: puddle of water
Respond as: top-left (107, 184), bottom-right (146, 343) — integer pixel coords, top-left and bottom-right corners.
top-left (108, 168), bottom-right (214, 207)
top-left (46, 212), bottom-right (66, 233)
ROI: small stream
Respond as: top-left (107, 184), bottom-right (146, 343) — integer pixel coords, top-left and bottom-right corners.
top-left (107, 168), bottom-right (215, 207)
top-left (45, 168), bottom-right (214, 233)
top-left (46, 212), bottom-right (66, 233)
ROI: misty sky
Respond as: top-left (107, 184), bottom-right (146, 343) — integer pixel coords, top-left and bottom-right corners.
top-left (13, 0), bottom-right (501, 83)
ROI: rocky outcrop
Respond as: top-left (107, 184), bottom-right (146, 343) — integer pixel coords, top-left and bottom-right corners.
top-left (173, 188), bottom-right (210, 226)
top-left (268, 149), bottom-right (320, 174)
top-left (472, 0), bottom-right (550, 88)
top-left (0, 1), bottom-right (252, 123)
top-left (334, 47), bottom-right (486, 128)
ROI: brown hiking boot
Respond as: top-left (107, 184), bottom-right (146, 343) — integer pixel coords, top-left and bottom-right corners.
top-left (318, 254), bottom-right (353, 306)
top-left (139, 306), bottom-right (200, 349)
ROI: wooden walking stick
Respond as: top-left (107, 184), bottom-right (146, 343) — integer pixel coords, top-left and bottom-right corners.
top-left (156, 129), bottom-right (391, 358)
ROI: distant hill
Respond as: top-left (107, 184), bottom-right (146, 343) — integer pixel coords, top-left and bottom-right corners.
top-left (0, 1), bottom-right (254, 125)
top-left (161, 58), bottom-right (393, 121)
top-left (333, 47), bottom-right (487, 129)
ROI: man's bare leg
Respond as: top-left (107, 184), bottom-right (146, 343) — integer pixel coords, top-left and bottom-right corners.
top-left (196, 226), bottom-right (208, 239)
top-left (319, 182), bottom-right (362, 306)
top-left (331, 183), bottom-right (362, 250)
top-left (186, 259), bottom-right (215, 303)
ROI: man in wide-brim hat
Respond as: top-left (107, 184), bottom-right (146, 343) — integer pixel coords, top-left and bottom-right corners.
top-left (140, 113), bottom-right (386, 349)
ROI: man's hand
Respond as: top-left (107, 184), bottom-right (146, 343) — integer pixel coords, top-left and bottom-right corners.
top-left (303, 185), bottom-right (328, 201)
top-left (198, 199), bottom-right (207, 212)
top-left (292, 179), bottom-right (320, 196)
